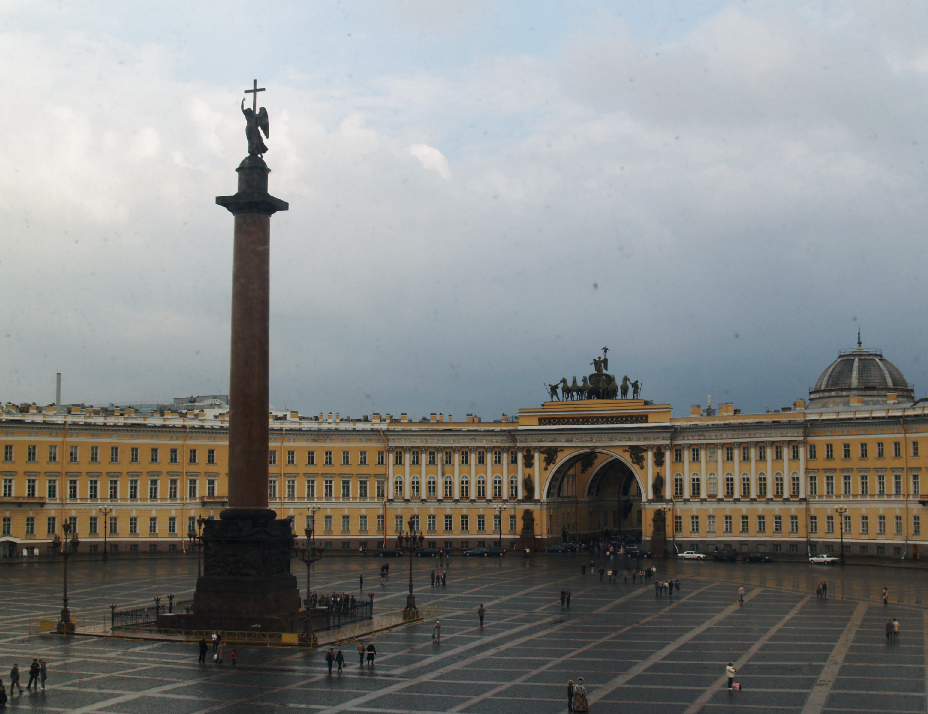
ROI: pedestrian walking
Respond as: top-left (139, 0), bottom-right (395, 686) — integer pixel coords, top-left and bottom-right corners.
top-left (599, 565), bottom-right (604, 582)
top-left (336, 649), bottom-right (345, 673)
top-left (39, 660), bottom-right (46, 690)
top-left (433, 620), bottom-right (441, 642)
top-left (566, 589), bottom-right (571, 608)
top-left (358, 642), bottom-right (366, 666)
top-left (822, 581), bottom-right (827, 598)
top-left (581, 563), bottom-right (586, 576)
top-left (726, 662), bottom-right (736, 690)
top-left (675, 580), bottom-right (681, 596)
top-left (325, 648), bottom-right (335, 674)
top-left (8, 666), bottom-right (21, 695)
top-left (0, 678), bottom-right (7, 708)
top-left (211, 632), bottom-right (218, 652)
top-left (738, 586), bottom-right (745, 605)
top-left (567, 678), bottom-right (574, 712)
top-left (571, 677), bottom-right (589, 711)
top-left (477, 603), bottom-right (485, 627)
top-left (216, 641), bottom-right (224, 664)
top-left (231, 649), bottom-right (237, 666)
top-left (359, 574), bottom-right (363, 590)
top-left (561, 589), bottom-right (567, 606)
top-left (431, 570), bottom-right (436, 587)
top-left (198, 637), bottom-right (208, 663)
top-left (885, 618), bottom-right (894, 643)
top-left (893, 617), bottom-right (900, 642)
top-left (441, 570), bottom-right (447, 586)
top-left (882, 587), bottom-right (889, 606)
top-left (26, 660), bottom-right (39, 690)
top-left (366, 641), bottom-right (376, 667)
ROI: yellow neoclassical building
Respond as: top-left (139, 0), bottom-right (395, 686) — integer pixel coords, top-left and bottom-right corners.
top-left (2, 343), bottom-right (926, 561)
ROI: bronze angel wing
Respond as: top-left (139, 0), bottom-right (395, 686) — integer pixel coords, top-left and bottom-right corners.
top-left (257, 107), bottom-right (270, 139)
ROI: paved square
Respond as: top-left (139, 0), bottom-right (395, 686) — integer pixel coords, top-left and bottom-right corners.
top-left (2, 554), bottom-right (926, 712)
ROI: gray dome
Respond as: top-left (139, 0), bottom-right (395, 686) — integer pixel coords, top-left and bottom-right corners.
top-left (809, 345), bottom-right (913, 406)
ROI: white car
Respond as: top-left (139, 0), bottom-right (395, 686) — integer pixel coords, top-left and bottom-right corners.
top-left (809, 553), bottom-right (840, 564)
top-left (678, 551), bottom-right (706, 560)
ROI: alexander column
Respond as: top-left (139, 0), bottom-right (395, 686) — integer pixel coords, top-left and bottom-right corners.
top-left (191, 80), bottom-right (300, 627)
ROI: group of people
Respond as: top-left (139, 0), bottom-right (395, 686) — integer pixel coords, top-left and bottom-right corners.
top-left (560, 588), bottom-right (572, 607)
top-left (654, 579), bottom-right (680, 597)
top-left (815, 580), bottom-right (828, 598)
top-left (885, 617), bottom-right (901, 643)
top-left (566, 677), bottom-right (589, 711)
top-left (2, 659), bottom-right (47, 704)
top-left (306, 592), bottom-right (358, 612)
top-left (198, 633), bottom-right (235, 666)
top-left (430, 570), bottom-right (447, 586)
top-left (326, 641), bottom-right (377, 673)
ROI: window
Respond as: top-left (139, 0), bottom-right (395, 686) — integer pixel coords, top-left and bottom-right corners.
top-left (860, 515), bottom-right (869, 534)
top-left (725, 446), bottom-right (733, 461)
top-left (444, 514), bottom-right (453, 532)
top-left (27, 445), bottom-right (37, 462)
top-left (741, 475), bottom-right (750, 498)
top-left (757, 515), bottom-right (766, 533)
top-left (426, 514), bottom-right (436, 532)
top-left (376, 480), bottom-right (385, 499)
top-left (207, 479), bottom-right (216, 497)
top-left (169, 448), bottom-right (179, 464)
top-left (914, 441), bottom-right (920, 458)
top-left (306, 479), bottom-right (315, 499)
top-left (129, 517), bottom-right (138, 534)
top-left (843, 472), bottom-right (852, 495)
top-left (47, 479), bottom-right (57, 499)
top-left (88, 479), bottom-right (98, 499)
top-left (808, 444), bottom-right (817, 460)
top-left (25, 517), bottom-right (34, 535)
top-left (393, 478), bottom-right (403, 498)
top-left (859, 473), bottom-right (869, 495)
top-left (325, 451), bottom-right (334, 466)
top-left (341, 480), bottom-right (351, 498)
top-left (324, 479), bottom-right (333, 498)
top-left (477, 514), bottom-right (486, 532)
top-left (493, 513), bottom-right (501, 533)
top-left (1, 517), bottom-right (9, 535)
top-left (149, 480), bottom-right (158, 500)
top-left (690, 475), bottom-right (701, 497)
top-left (188, 449), bottom-right (198, 465)
top-left (791, 444), bottom-right (800, 460)
top-left (207, 449), bottom-right (216, 465)
top-left (859, 443), bottom-right (868, 459)
top-left (757, 445), bottom-right (766, 461)
top-left (68, 445), bottom-right (79, 463)
top-left (359, 480), bottom-right (368, 498)
top-left (842, 443), bottom-right (851, 459)
top-left (774, 474), bottom-right (784, 497)
top-left (757, 474), bottom-right (767, 498)
top-left (48, 445), bottom-right (58, 463)
top-left (461, 451), bottom-right (469, 466)
top-left (188, 479), bottom-right (197, 499)
top-left (422, 450), bottom-right (432, 466)
top-left (377, 451), bottom-right (385, 466)
top-left (809, 515), bottom-right (818, 533)
top-left (914, 514), bottom-right (921, 536)
top-left (342, 451), bottom-right (350, 466)
top-left (359, 451), bottom-right (367, 466)
top-left (774, 445), bottom-right (782, 461)
top-left (509, 476), bottom-right (518, 499)
top-left (877, 472), bottom-right (886, 495)
top-left (47, 516), bottom-right (57, 535)
top-left (444, 477), bottom-right (453, 499)
top-left (168, 516), bottom-right (177, 535)
top-left (2, 477), bottom-right (12, 498)
top-left (894, 441), bottom-right (902, 458)
top-left (359, 514), bottom-right (368, 532)
top-left (493, 450), bottom-right (502, 465)
top-left (149, 517), bottom-right (158, 534)
top-left (691, 447), bottom-right (700, 462)
top-left (268, 450), bottom-right (277, 466)
top-left (393, 450), bottom-right (402, 466)
top-left (741, 446), bottom-right (750, 462)
top-left (877, 442), bottom-right (884, 459)
top-left (128, 479), bottom-right (139, 500)
top-left (477, 477), bottom-right (486, 499)
top-left (3, 445), bottom-right (12, 462)
top-left (674, 515), bottom-right (682, 533)
top-left (913, 472), bottom-right (921, 496)
top-left (129, 447), bottom-right (139, 463)
top-left (674, 448), bottom-right (683, 463)
top-left (307, 451), bottom-right (316, 466)
top-left (27, 478), bottom-right (37, 498)
top-left (878, 515), bottom-right (886, 535)
top-left (707, 474), bottom-right (717, 497)
top-left (689, 515), bottom-right (699, 533)
top-left (791, 474), bottom-right (800, 497)
top-left (510, 451), bottom-right (518, 465)
top-left (826, 473), bottom-right (834, 496)
top-left (461, 476), bottom-right (470, 499)
top-left (110, 446), bottom-right (119, 463)
top-left (287, 479), bottom-right (296, 499)
top-left (825, 444), bottom-right (834, 460)
top-left (477, 451), bottom-right (486, 465)
top-left (790, 515), bottom-right (798, 533)
top-left (808, 474), bottom-right (818, 496)
top-left (427, 477), bottom-right (436, 498)
top-left (460, 515), bottom-right (469, 531)
top-left (740, 515), bottom-right (749, 533)
top-left (109, 516), bottom-right (118, 535)
top-left (412, 477), bottom-right (422, 499)
top-left (341, 515), bottom-right (350, 533)
top-left (674, 475), bottom-right (683, 497)
top-left (773, 515), bottom-right (782, 533)
top-left (723, 515), bottom-right (732, 533)
top-left (325, 515), bottom-right (334, 533)
top-left (376, 514), bottom-right (385, 533)
top-left (444, 450), bottom-right (453, 466)
top-left (894, 472), bottom-right (902, 495)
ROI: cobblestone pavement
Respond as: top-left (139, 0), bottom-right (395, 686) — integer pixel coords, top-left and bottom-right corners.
top-left (2, 553), bottom-right (927, 712)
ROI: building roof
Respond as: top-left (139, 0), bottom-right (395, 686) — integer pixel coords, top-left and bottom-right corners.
top-left (809, 343), bottom-right (913, 406)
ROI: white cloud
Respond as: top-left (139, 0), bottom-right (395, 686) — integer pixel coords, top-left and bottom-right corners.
top-left (408, 143), bottom-right (452, 179)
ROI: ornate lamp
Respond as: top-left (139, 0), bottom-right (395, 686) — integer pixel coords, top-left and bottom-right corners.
top-left (396, 516), bottom-right (424, 613)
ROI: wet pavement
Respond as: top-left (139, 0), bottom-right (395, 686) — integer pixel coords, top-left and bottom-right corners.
top-left (1, 552), bottom-right (926, 712)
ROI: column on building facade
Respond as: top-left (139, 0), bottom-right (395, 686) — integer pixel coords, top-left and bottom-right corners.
top-left (453, 449), bottom-right (461, 501)
top-left (387, 448), bottom-right (395, 500)
top-left (502, 449), bottom-right (509, 499)
top-left (516, 450), bottom-right (524, 500)
top-left (646, 448), bottom-right (654, 501)
top-left (700, 445), bottom-right (707, 497)
top-left (716, 444), bottom-right (723, 497)
top-left (683, 446), bottom-right (691, 499)
top-left (664, 447), bottom-right (671, 500)
top-left (420, 449), bottom-right (426, 497)
top-left (470, 449), bottom-right (476, 500)
top-left (766, 443), bottom-right (773, 496)
top-left (750, 444), bottom-right (757, 500)
top-left (734, 444), bottom-right (741, 497)
top-left (782, 441), bottom-right (790, 498)
top-left (533, 449), bottom-right (540, 501)
top-left (404, 448), bottom-right (411, 499)
top-left (798, 441), bottom-right (806, 498)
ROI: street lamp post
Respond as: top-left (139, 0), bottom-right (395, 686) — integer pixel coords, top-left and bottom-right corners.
top-left (52, 522), bottom-right (80, 634)
top-left (396, 516), bottom-right (423, 614)
top-left (495, 506), bottom-right (503, 567)
top-left (187, 515), bottom-right (207, 578)
top-left (835, 507), bottom-right (847, 565)
top-left (98, 507), bottom-right (112, 561)
top-left (296, 526), bottom-right (324, 607)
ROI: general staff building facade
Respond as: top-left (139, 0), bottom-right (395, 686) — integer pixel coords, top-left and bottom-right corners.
top-left (2, 344), bottom-right (926, 561)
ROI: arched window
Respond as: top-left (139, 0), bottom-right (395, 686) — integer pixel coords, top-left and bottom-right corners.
top-left (707, 473), bottom-right (718, 497)
top-left (741, 473), bottom-right (751, 498)
top-left (791, 472), bottom-right (801, 497)
top-left (757, 473), bottom-right (768, 498)
top-left (460, 476), bottom-right (470, 499)
top-left (674, 474), bottom-right (684, 497)
top-left (774, 472), bottom-right (784, 497)
top-left (493, 475), bottom-right (502, 499)
top-left (443, 477), bottom-right (453, 499)
top-left (477, 476), bottom-right (487, 499)
top-left (394, 477), bottom-right (403, 499)
top-left (426, 476), bottom-right (436, 499)
top-left (690, 474), bottom-right (701, 497)
top-left (509, 475), bottom-right (518, 499)
top-left (725, 473), bottom-right (735, 497)
top-left (410, 477), bottom-right (420, 499)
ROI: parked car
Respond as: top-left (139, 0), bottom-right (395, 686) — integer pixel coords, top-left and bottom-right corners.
top-left (542, 543), bottom-right (569, 553)
top-left (416, 547), bottom-right (439, 558)
top-left (486, 546), bottom-right (506, 557)
top-left (711, 549), bottom-right (738, 562)
top-left (742, 553), bottom-right (772, 563)
top-left (463, 547), bottom-right (489, 557)
top-left (377, 548), bottom-right (403, 557)
top-left (809, 553), bottom-right (840, 564)
top-left (678, 551), bottom-right (706, 560)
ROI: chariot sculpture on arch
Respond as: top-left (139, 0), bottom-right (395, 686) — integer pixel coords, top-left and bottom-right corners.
top-left (548, 346), bottom-right (639, 400)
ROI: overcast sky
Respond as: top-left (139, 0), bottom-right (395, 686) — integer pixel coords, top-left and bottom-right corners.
top-left (3, 1), bottom-right (928, 419)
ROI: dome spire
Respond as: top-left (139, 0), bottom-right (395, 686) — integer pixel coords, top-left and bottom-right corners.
top-left (857, 327), bottom-right (862, 348)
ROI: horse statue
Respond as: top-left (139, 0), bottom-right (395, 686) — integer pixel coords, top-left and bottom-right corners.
top-left (570, 376), bottom-right (580, 400)
top-left (631, 379), bottom-right (641, 399)
top-left (547, 383), bottom-right (560, 401)
top-left (605, 375), bottom-right (619, 399)
top-left (620, 375), bottom-right (630, 399)
top-left (559, 377), bottom-right (572, 401)
top-left (580, 376), bottom-right (591, 399)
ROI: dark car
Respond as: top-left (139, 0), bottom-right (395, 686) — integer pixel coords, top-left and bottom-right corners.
top-left (463, 547), bottom-right (489, 557)
top-left (486, 546), bottom-right (505, 557)
top-left (712, 549), bottom-right (738, 562)
top-left (416, 547), bottom-right (439, 558)
top-left (542, 543), bottom-right (568, 553)
top-left (376, 548), bottom-right (403, 557)
top-left (743, 553), bottom-right (772, 563)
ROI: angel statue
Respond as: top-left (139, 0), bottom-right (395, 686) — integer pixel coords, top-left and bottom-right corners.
top-left (242, 99), bottom-right (269, 156)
